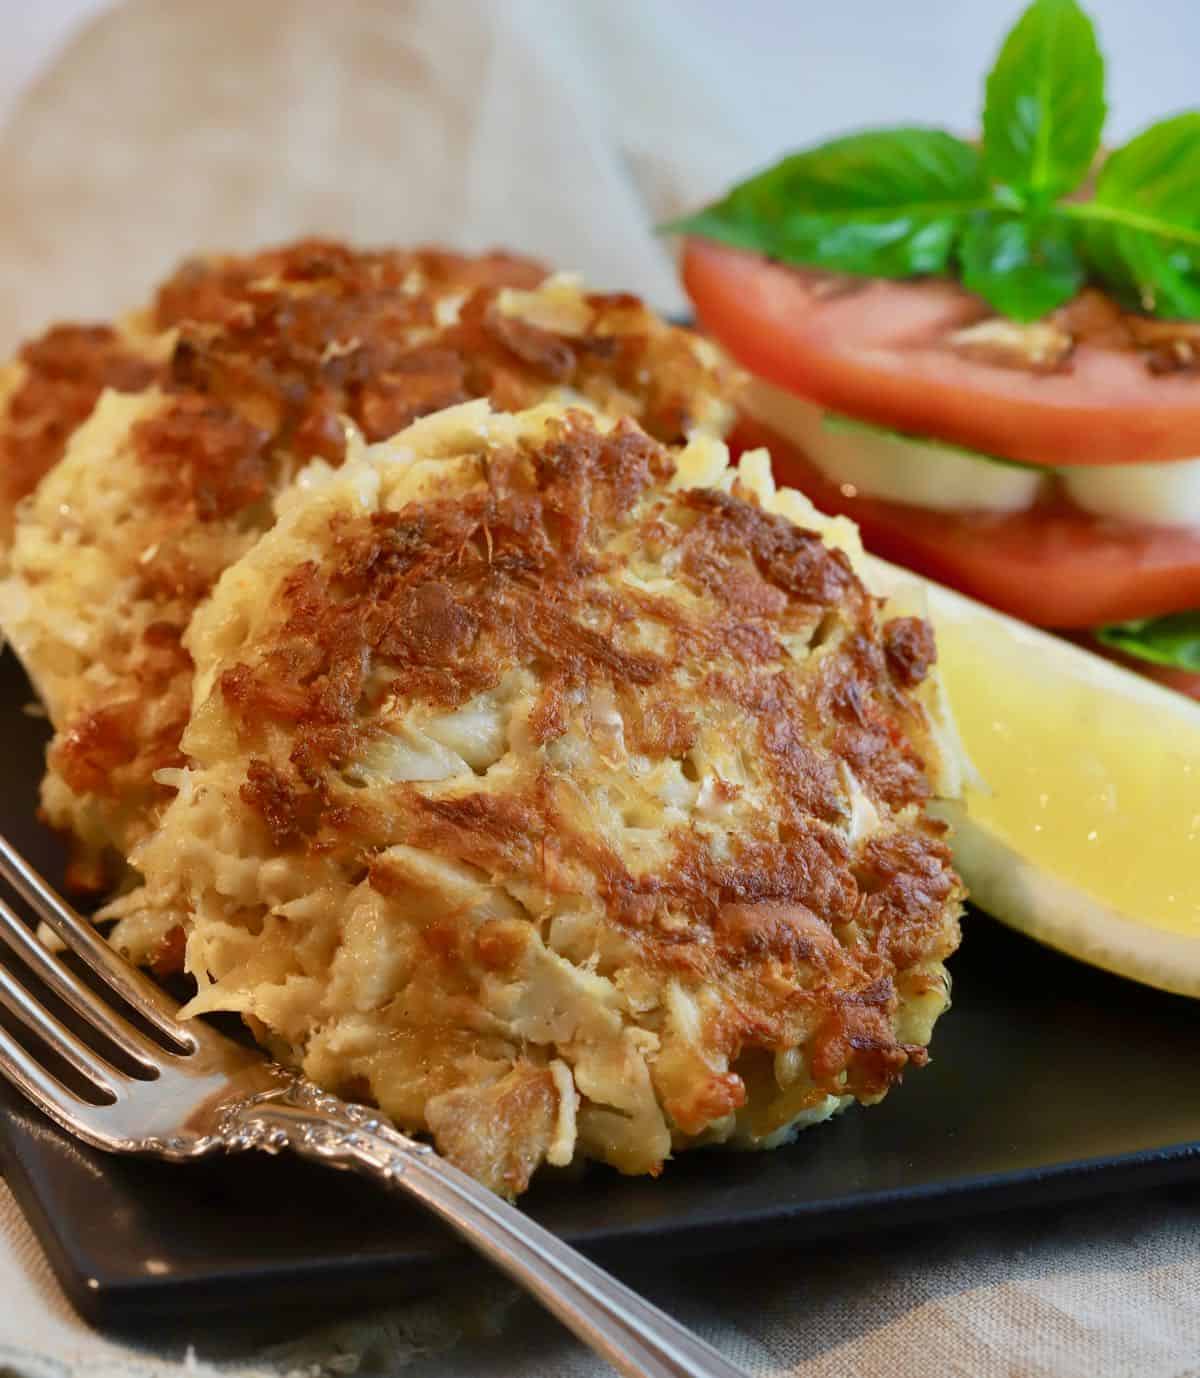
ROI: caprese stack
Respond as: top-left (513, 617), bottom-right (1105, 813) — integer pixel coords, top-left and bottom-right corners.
top-left (673, 0), bottom-right (1200, 696)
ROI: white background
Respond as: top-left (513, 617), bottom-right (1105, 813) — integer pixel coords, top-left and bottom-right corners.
top-left (690, 0), bottom-right (1200, 151)
top-left (6, 0), bottom-right (1197, 150)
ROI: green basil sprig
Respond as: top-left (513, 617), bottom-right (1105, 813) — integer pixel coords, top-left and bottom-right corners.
top-left (1096, 613), bottom-right (1200, 674)
top-left (677, 129), bottom-right (991, 280)
top-left (1073, 114), bottom-right (1200, 319)
top-left (982, 0), bottom-right (1105, 201)
top-left (664, 0), bottom-right (1200, 322)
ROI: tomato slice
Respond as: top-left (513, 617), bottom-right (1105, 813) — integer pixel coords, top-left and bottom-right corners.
top-left (1071, 636), bottom-right (1200, 702)
top-left (684, 239), bottom-right (1200, 467)
top-left (734, 415), bottom-right (1200, 628)
top-left (1139, 664), bottom-right (1200, 701)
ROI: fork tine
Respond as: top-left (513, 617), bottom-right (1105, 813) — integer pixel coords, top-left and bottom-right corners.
top-left (0, 1011), bottom-right (113, 1131)
top-left (0, 958), bottom-right (124, 1096)
top-left (0, 895), bottom-right (165, 1073)
top-left (0, 836), bottom-right (194, 1051)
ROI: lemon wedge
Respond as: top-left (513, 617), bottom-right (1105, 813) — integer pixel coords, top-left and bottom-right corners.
top-left (867, 556), bottom-right (1200, 998)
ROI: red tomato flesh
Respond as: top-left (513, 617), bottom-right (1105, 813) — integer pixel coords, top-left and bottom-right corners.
top-left (684, 239), bottom-right (1200, 467)
top-left (733, 415), bottom-right (1200, 629)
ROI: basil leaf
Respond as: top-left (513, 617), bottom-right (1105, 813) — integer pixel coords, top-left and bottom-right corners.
top-left (665, 8), bottom-right (1200, 324)
top-left (664, 129), bottom-right (990, 278)
top-left (982, 0), bottom-right (1106, 201)
top-left (1096, 612), bottom-right (1200, 673)
top-left (1071, 113), bottom-right (1200, 318)
top-left (959, 210), bottom-right (1085, 319)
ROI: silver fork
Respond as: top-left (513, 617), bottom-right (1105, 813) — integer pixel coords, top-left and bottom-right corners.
top-left (0, 835), bottom-right (750, 1378)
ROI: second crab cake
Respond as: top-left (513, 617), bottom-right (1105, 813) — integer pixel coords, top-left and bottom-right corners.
top-left (109, 399), bottom-right (966, 1196)
top-left (0, 240), bottom-right (735, 889)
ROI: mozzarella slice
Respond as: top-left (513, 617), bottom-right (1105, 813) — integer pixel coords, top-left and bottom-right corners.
top-left (1059, 455), bottom-right (1200, 527)
top-left (744, 382), bottom-right (1049, 514)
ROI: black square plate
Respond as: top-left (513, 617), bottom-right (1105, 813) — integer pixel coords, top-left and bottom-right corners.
top-left (0, 647), bottom-right (1197, 1329)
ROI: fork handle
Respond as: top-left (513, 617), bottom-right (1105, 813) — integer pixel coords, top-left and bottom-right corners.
top-left (232, 1098), bottom-right (749, 1378)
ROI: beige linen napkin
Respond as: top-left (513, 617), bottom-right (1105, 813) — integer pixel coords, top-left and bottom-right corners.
top-left (1, 2), bottom-right (1199, 1375)
top-left (0, 0), bottom-right (763, 351)
top-left (4, 1175), bottom-right (1199, 1376)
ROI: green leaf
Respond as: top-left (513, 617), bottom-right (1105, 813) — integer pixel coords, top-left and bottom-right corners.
top-left (982, 0), bottom-right (1106, 200)
top-left (1070, 112), bottom-right (1200, 317)
top-left (664, 12), bottom-right (1200, 324)
top-left (1095, 612), bottom-right (1200, 673)
top-left (663, 129), bottom-right (990, 278)
top-left (958, 210), bottom-right (1085, 319)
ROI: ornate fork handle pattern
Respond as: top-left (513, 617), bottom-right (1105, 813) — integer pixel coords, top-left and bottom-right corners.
top-left (184, 1077), bottom-right (748, 1378)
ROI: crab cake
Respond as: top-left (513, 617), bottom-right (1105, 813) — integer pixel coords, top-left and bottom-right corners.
top-left (0, 239), bottom-right (734, 890)
top-left (108, 400), bottom-right (966, 1196)
top-left (0, 320), bottom-right (168, 541)
top-left (0, 240), bottom-right (553, 539)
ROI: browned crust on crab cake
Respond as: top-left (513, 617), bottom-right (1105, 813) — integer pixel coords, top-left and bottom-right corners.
top-left (151, 238), bottom-right (726, 454)
top-left (0, 240), bottom-right (736, 888)
top-left (111, 403), bottom-right (963, 1195)
top-left (0, 324), bottom-right (161, 536)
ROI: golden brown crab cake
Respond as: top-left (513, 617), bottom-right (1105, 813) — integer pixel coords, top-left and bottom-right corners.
top-left (0, 239), bottom-right (735, 891)
top-left (0, 320), bottom-right (168, 540)
top-left (107, 400), bottom-right (966, 1196)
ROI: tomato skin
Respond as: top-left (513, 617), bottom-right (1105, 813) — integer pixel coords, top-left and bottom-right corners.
top-left (733, 415), bottom-right (1200, 629)
top-left (684, 239), bottom-right (1200, 467)
top-left (1138, 665), bottom-right (1200, 701)
top-left (1071, 636), bottom-right (1200, 702)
